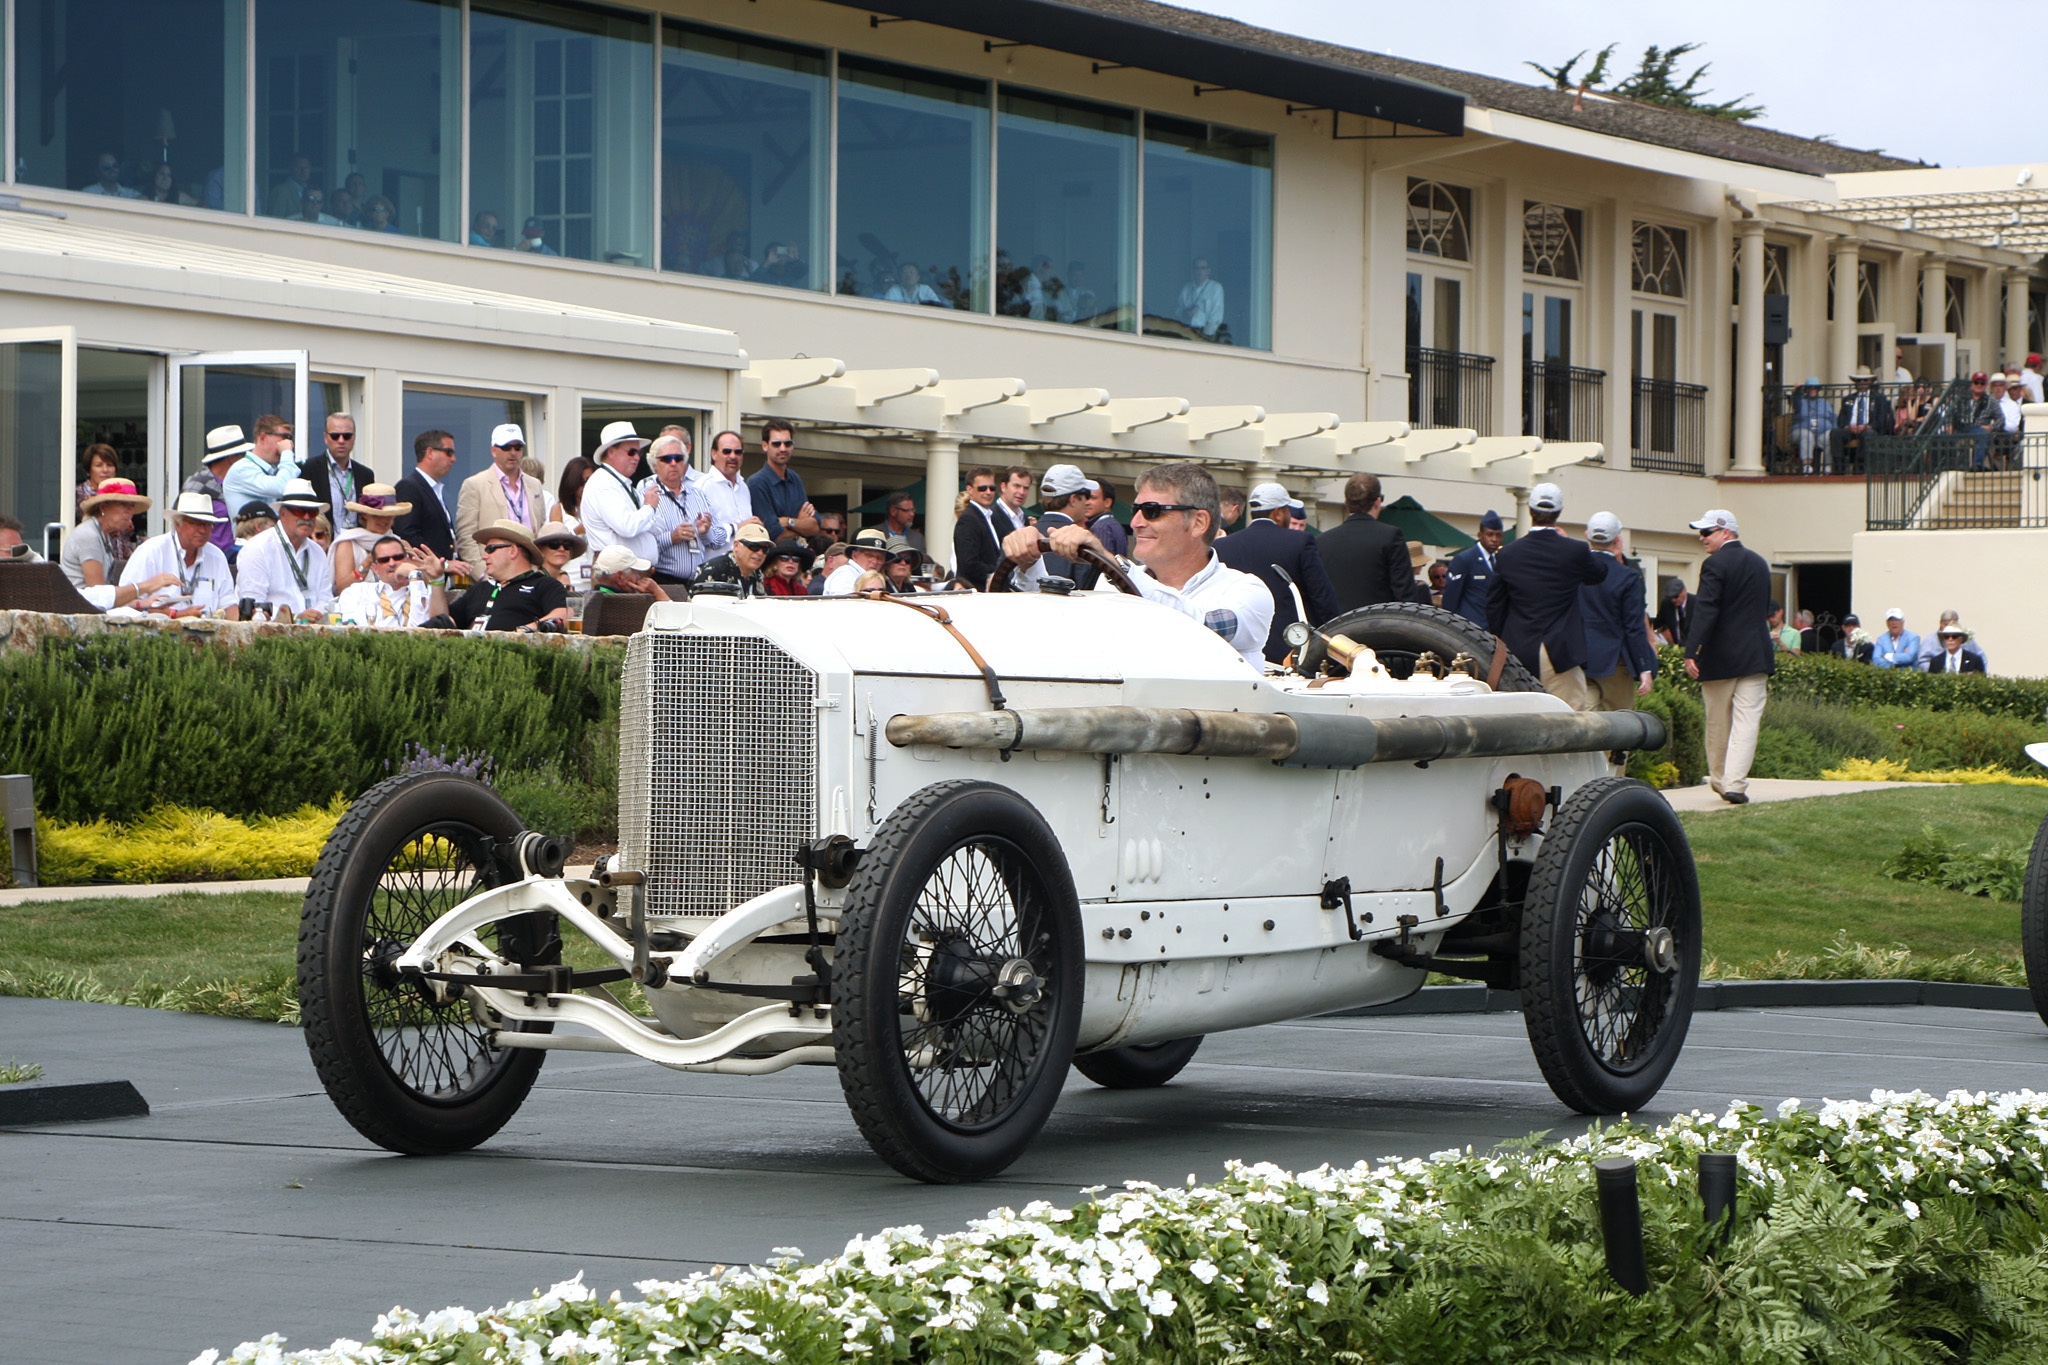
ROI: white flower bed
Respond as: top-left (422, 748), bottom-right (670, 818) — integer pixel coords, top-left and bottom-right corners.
top-left (196, 1089), bottom-right (2048, 1365)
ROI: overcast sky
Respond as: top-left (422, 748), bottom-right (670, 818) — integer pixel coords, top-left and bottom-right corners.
top-left (1185, 1), bottom-right (2039, 170)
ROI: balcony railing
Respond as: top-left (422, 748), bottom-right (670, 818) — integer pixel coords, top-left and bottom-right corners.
top-left (1630, 378), bottom-right (1708, 475)
top-left (1407, 347), bottom-right (1495, 436)
top-left (1763, 378), bottom-right (1968, 476)
top-left (1522, 360), bottom-right (1605, 444)
top-left (1866, 431), bottom-right (2046, 530)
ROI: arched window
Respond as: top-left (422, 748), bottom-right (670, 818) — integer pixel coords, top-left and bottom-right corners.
top-left (1406, 179), bottom-right (1471, 261)
top-left (1523, 202), bottom-right (1582, 280)
top-left (1632, 222), bottom-right (1688, 298)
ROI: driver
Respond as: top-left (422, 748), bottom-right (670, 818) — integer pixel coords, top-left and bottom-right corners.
top-left (999, 461), bottom-right (1272, 669)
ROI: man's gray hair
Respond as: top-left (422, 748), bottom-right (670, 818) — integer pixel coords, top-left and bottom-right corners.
top-left (1137, 461), bottom-right (1222, 545)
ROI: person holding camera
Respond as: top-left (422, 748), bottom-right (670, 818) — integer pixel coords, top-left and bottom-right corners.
top-left (448, 519), bottom-right (568, 632)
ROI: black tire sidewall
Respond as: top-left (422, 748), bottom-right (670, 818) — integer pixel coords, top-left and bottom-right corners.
top-left (1073, 1035), bottom-right (1204, 1089)
top-left (1521, 777), bottom-right (1701, 1113)
top-left (300, 772), bottom-right (544, 1154)
top-left (835, 780), bottom-right (1083, 1182)
top-left (2022, 812), bottom-right (2048, 1027)
top-left (1321, 601), bottom-right (1542, 692)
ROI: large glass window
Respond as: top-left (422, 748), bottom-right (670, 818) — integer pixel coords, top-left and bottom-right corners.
top-left (1406, 179), bottom-right (1471, 261)
top-left (404, 388), bottom-right (528, 492)
top-left (255, 0), bottom-right (460, 239)
top-left (835, 56), bottom-right (989, 310)
top-left (1142, 115), bottom-right (1271, 350)
top-left (994, 88), bottom-right (1135, 330)
top-left (14, 0), bottom-right (247, 212)
top-left (660, 21), bottom-right (827, 289)
top-left (469, 0), bottom-right (653, 264)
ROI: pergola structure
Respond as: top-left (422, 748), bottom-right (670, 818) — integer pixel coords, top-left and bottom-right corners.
top-left (1781, 188), bottom-right (2048, 255)
top-left (740, 358), bottom-right (1601, 553)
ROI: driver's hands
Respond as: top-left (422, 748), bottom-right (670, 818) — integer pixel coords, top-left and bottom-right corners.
top-left (999, 525), bottom-right (1044, 565)
top-left (1045, 522), bottom-right (1103, 561)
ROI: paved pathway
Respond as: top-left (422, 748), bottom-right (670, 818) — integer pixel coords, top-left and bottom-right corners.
top-left (6, 995), bottom-right (2046, 1365)
top-left (1659, 778), bottom-right (1942, 814)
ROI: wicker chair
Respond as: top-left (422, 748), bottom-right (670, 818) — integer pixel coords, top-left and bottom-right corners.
top-left (0, 561), bottom-right (104, 614)
top-left (580, 592), bottom-right (655, 637)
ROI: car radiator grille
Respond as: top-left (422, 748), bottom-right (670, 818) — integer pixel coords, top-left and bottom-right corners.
top-left (617, 630), bottom-right (818, 917)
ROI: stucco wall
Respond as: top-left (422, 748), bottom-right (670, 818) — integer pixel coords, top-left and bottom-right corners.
top-left (1852, 527), bottom-right (2048, 678)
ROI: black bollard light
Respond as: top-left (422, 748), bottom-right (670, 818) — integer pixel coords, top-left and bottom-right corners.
top-left (1594, 1156), bottom-right (1649, 1296)
top-left (1699, 1153), bottom-right (1737, 1247)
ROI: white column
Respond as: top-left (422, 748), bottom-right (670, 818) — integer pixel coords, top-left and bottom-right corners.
top-left (1829, 238), bottom-right (1862, 384)
top-left (2005, 269), bottom-right (2031, 371)
top-left (1604, 205), bottom-right (1634, 469)
top-left (1732, 222), bottom-right (1767, 474)
top-left (1919, 256), bottom-right (1948, 341)
top-left (1497, 182), bottom-right (1524, 439)
top-left (925, 435), bottom-right (960, 573)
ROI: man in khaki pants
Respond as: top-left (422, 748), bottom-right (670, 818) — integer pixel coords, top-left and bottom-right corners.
top-left (1681, 509), bottom-right (1774, 804)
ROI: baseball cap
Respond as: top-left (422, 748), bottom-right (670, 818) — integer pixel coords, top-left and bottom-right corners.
top-left (491, 423), bottom-right (526, 447)
top-left (235, 501), bottom-right (276, 522)
top-left (593, 544), bottom-right (651, 575)
top-left (1687, 508), bottom-right (1739, 535)
top-left (1585, 511), bottom-right (1622, 544)
top-left (1885, 607), bottom-right (1904, 621)
top-left (1040, 464), bottom-right (1100, 497)
top-left (1970, 372), bottom-right (1989, 383)
top-left (1527, 483), bottom-right (1564, 514)
top-left (1247, 481), bottom-right (1292, 513)
top-left (734, 523), bottom-right (775, 548)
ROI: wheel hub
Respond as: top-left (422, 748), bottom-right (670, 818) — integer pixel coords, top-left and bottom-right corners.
top-left (989, 958), bottom-right (1044, 1013)
top-left (1642, 926), bottom-right (1678, 974)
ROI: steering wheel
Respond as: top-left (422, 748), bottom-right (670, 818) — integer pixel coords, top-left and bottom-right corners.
top-left (986, 539), bottom-right (1142, 597)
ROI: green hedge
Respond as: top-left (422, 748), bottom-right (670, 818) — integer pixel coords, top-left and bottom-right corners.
top-left (0, 633), bottom-right (623, 824)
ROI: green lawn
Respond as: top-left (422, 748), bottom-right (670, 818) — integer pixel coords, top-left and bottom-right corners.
top-left (2, 785), bottom-right (2042, 1021)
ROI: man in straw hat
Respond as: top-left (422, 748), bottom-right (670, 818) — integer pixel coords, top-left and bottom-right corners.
top-left (118, 491), bottom-right (236, 617)
top-left (185, 425), bottom-right (252, 556)
top-left (235, 478), bottom-right (334, 621)
top-left (1925, 621), bottom-right (1986, 675)
top-left (578, 420), bottom-right (666, 565)
top-left (62, 477), bottom-right (157, 605)
top-left (1831, 365), bottom-right (1892, 474)
top-left (221, 413), bottom-right (301, 514)
top-left (822, 527), bottom-right (891, 595)
top-left (335, 534), bottom-right (450, 629)
top-left (449, 519), bottom-right (568, 632)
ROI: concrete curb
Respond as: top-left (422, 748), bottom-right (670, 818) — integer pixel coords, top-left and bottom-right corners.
top-left (0, 1079), bottom-right (150, 1126)
top-left (1334, 978), bottom-right (2039, 1018)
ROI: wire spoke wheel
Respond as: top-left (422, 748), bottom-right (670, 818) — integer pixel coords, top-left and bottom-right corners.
top-left (1316, 601), bottom-right (1542, 691)
top-left (1521, 777), bottom-right (1699, 1114)
top-left (300, 773), bottom-right (550, 1154)
top-left (836, 781), bottom-right (1082, 1183)
top-left (2021, 810), bottom-right (2048, 1028)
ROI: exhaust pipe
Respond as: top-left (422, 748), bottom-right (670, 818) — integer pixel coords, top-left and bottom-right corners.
top-left (885, 705), bottom-right (1665, 768)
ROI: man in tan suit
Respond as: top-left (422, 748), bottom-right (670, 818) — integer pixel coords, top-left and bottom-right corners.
top-left (455, 423), bottom-right (547, 565)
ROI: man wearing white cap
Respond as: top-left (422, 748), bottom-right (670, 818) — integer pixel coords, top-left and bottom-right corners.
top-left (578, 420), bottom-right (667, 565)
top-left (454, 422), bottom-right (547, 565)
top-left (234, 478), bottom-right (333, 621)
top-left (1485, 482), bottom-right (1605, 708)
top-left (1578, 512), bottom-right (1659, 719)
top-left (1871, 608), bottom-right (1920, 669)
top-left (1682, 508), bottom-right (1772, 804)
top-left (1214, 480), bottom-right (1338, 664)
top-left (1033, 464), bottom-right (1101, 583)
top-left (117, 492), bottom-right (236, 618)
top-left (220, 414), bottom-right (300, 514)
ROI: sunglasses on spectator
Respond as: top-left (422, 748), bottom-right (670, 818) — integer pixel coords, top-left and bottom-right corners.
top-left (481, 543), bottom-right (513, 556)
top-left (656, 454), bottom-right (688, 463)
top-left (715, 445), bottom-right (743, 455)
top-left (373, 553), bottom-right (409, 565)
top-left (1130, 501), bottom-right (1199, 520)
top-left (766, 439), bottom-right (793, 448)
top-left (327, 431), bottom-right (355, 441)
top-left (498, 442), bottom-right (525, 452)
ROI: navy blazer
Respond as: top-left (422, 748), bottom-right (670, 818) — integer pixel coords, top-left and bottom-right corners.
top-left (392, 470), bottom-right (456, 559)
top-left (1438, 542), bottom-right (1497, 625)
top-left (1317, 512), bottom-right (1427, 613)
top-left (1213, 517), bottom-right (1341, 663)
top-left (952, 503), bottom-right (1006, 588)
top-left (1580, 553), bottom-right (1660, 680)
top-left (1683, 538), bottom-right (1775, 681)
top-left (301, 454), bottom-right (377, 517)
top-left (1485, 527), bottom-right (1606, 674)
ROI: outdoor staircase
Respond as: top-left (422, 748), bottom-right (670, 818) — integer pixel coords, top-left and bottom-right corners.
top-left (1909, 470), bottom-right (2024, 528)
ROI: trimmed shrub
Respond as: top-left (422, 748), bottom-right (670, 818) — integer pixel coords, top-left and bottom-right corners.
top-left (1879, 705), bottom-right (2046, 774)
top-left (1769, 651), bottom-right (2048, 720)
top-left (1633, 686), bottom-right (1705, 786)
top-left (36, 800), bottom-right (344, 884)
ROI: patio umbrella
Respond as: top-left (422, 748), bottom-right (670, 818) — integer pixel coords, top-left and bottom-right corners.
top-left (1377, 495), bottom-right (1475, 549)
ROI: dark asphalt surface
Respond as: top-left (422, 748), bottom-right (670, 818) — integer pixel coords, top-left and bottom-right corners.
top-left (6, 994), bottom-right (2047, 1364)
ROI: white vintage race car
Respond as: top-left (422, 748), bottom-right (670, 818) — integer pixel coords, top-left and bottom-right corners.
top-left (2023, 743), bottom-right (2048, 1027)
top-left (299, 588), bottom-right (1699, 1183)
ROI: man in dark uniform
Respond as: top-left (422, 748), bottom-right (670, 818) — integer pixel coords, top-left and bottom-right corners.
top-left (1579, 511), bottom-right (1659, 716)
top-left (1214, 480), bottom-right (1339, 663)
top-left (1485, 483), bottom-right (1605, 709)
top-left (1439, 508), bottom-right (1503, 625)
top-left (1317, 472), bottom-right (1428, 612)
top-left (1682, 508), bottom-right (1774, 804)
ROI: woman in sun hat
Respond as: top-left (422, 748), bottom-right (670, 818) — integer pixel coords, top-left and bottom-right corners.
top-left (62, 477), bottom-right (155, 601)
top-left (332, 483), bottom-right (415, 592)
top-left (533, 520), bottom-right (589, 590)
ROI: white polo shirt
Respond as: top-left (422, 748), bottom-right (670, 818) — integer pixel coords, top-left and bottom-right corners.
top-left (118, 531), bottom-right (235, 615)
top-left (1014, 549), bottom-right (1273, 668)
top-left (235, 525), bottom-right (333, 615)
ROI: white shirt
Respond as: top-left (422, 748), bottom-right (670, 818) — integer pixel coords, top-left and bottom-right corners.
top-left (692, 467), bottom-right (755, 545)
top-left (235, 525), bottom-right (333, 615)
top-left (822, 560), bottom-right (875, 596)
top-left (118, 531), bottom-right (235, 615)
top-left (221, 451), bottom-right (303, 513)
top-left (1014, 549), bottom-right (1273, 669)
top-left (1996, 394), bottom-right (2023, 433)
top-left (1178, 277), bottom-right (1225, 335)
top-left (336, 576), bottom-right (434, 628)
top-left (581, 463), bottom-right (663, 563)
top-left (2021, 368), bottom-right (2045, 404)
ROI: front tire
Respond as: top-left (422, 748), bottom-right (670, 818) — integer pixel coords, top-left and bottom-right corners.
top-left (2022, 812), bottom-right (2048, 1027)
top-left (1319, 600), bottom-right (1542, 691)
top-left (1520, 777), bottom-right (1700, 1114)
top-left (299, 773), bottom-right (550, 1154)
top-left (1074, 1037), bottom-right (1204, 1089)
top-left (833, 781), bottom-right (1083, 1183)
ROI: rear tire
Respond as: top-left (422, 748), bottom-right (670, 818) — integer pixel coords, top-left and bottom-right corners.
top-left (2022, 812), bottom-right (2048, 1028)
top-left (1319, 600), bottom-right (1542, 691)
top-left (1074, 1037), bottom-right (1204, 1089)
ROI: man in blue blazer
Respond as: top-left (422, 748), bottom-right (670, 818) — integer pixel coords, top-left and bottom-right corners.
top-left (1682, 508), bottom-right (1775, 804)
top-left (393, 429), bottom-right (460, 562)
top-left (1214, 481), bottom-right (1339, 663)
top-left (1485, 483), bottom-right (1606, 709)
top-left (1579, 511), bottom-right (1660, 716)
top-left (1439, 508), bottom-right (1503, 625)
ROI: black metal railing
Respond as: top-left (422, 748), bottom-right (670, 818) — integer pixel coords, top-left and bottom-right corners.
top-left (1762, 378), bottom-right (1968, 475)
top-left (1630, 378), bottom-right (1708, 474)
top-left (1522, 361), bottom-right (1605, 444)
top-left (1865, 431), bottom-right (2044, 530)
top-left (1407, 347), bottom-right (1495, 435)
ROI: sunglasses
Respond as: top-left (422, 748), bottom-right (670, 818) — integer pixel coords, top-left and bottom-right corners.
top-left (373, 554), bottom-right (409, 565)
top-left (766, 439), bottom-right (793, 448)
top-left (656, 454), bottom-right (688, 463)
top-left (327, 432), bottom-right (356, 441)
top-left (481, 543), bottom-right (514, 555)
top-left (1130, 501), bottom-right (1199, 520)
top-left (499, 443), bottom-right (525, 452)
top-left (714, 446), bottom-right (743, 456)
